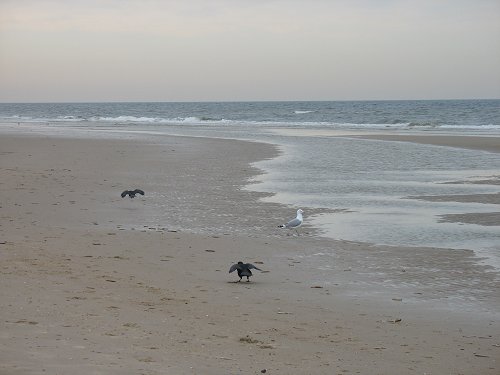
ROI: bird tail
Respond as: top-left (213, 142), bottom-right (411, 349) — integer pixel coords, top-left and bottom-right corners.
top-left (278, 224), bottom-right (286, 228)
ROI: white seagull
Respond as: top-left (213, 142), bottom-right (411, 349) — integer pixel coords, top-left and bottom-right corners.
top-left (279, 209), bottom-right (304, 235)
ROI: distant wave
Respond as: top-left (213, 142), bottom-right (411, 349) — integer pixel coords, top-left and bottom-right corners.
top-left (0, 114), bottom-right (89, 123)
top-left (90, 115), bottom-right (163, 123)
top-left (90, 115), bottom-right (233, 124)
top-left (0, 114), bottom-right (228, 125)
top-left (294, 110), bottom-right (315, 114)
top-left (1, 113), bottom-right (499, 131)
top-left (0, 115), bottom-right (87, 123)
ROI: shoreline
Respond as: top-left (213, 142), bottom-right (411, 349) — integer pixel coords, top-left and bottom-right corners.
top-left (352, 133), bottom-right (500, 153)
top-left (1, 130), bottom-right (499, 374)
top-left (353, 133), bottom-right (500, 229)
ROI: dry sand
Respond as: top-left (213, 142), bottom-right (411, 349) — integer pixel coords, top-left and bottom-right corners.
top-left (1, 131), bottom-right (499, 374)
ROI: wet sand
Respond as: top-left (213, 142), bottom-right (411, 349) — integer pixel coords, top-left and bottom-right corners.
top-left (356, 133), bottom-right (500, 228)
top-left (1, 131), bottom-right (499, 374)
top-left (355, 134), bottom-right (500, 154)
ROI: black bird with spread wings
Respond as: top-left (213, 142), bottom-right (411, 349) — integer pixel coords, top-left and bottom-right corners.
top-left (229, 261), bottom-right (262, 282)
top-left (121, 189), bottom-right (145, 198)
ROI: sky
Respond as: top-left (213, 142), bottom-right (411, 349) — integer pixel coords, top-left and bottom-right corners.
top-left (0, 0), bottom-right (499, 102)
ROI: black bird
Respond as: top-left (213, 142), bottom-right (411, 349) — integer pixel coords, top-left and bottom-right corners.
top-left (121, 189), bottom-right (145, 198)
top-left (229, 261), bottom-right (262, 282)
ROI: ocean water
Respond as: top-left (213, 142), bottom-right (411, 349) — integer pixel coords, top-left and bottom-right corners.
top-left (1, 100), bottom-right (499, 130)
top-left (1, 100), bottom-right (500, 266)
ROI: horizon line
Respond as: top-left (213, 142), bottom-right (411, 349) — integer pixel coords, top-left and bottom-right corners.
top-left (1, 98), bottom-right (499, 105)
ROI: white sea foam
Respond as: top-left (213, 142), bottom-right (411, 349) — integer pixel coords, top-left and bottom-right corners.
top-left (91, 115), bottom-right (162, 123)
top-left (0, 115), bottom-right (41, 122)
top-left (2, 112), bottom-right (499, 133)
top-left (83, 115), bottom-right (235, 125)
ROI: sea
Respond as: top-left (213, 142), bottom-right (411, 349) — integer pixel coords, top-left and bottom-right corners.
top-left (1, 100), bottom-right (500, 269)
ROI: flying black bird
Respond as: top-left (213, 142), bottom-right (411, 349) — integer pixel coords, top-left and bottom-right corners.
top-left (121, 189), bottom-right (145, 198)
top-left (229, 261), bottom-right (262, 282)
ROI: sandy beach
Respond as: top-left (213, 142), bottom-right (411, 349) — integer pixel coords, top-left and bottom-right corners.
top-left (1, 131), bottom-right (499, 374)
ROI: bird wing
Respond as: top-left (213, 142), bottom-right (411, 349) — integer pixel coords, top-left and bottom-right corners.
top-left (229, 263), bottom-right (240, 273)
top-left (134, 189), bottom-right (145, 195)
top-left (247, 263), bottom-right (262, 271)
top-left (286, 217), bottom-right (302, 228)
top-left (121, 191), bottom-right (128, 198)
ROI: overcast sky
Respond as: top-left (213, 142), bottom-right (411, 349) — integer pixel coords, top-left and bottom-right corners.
top-left (1, 0), bottom-right (499, 102)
